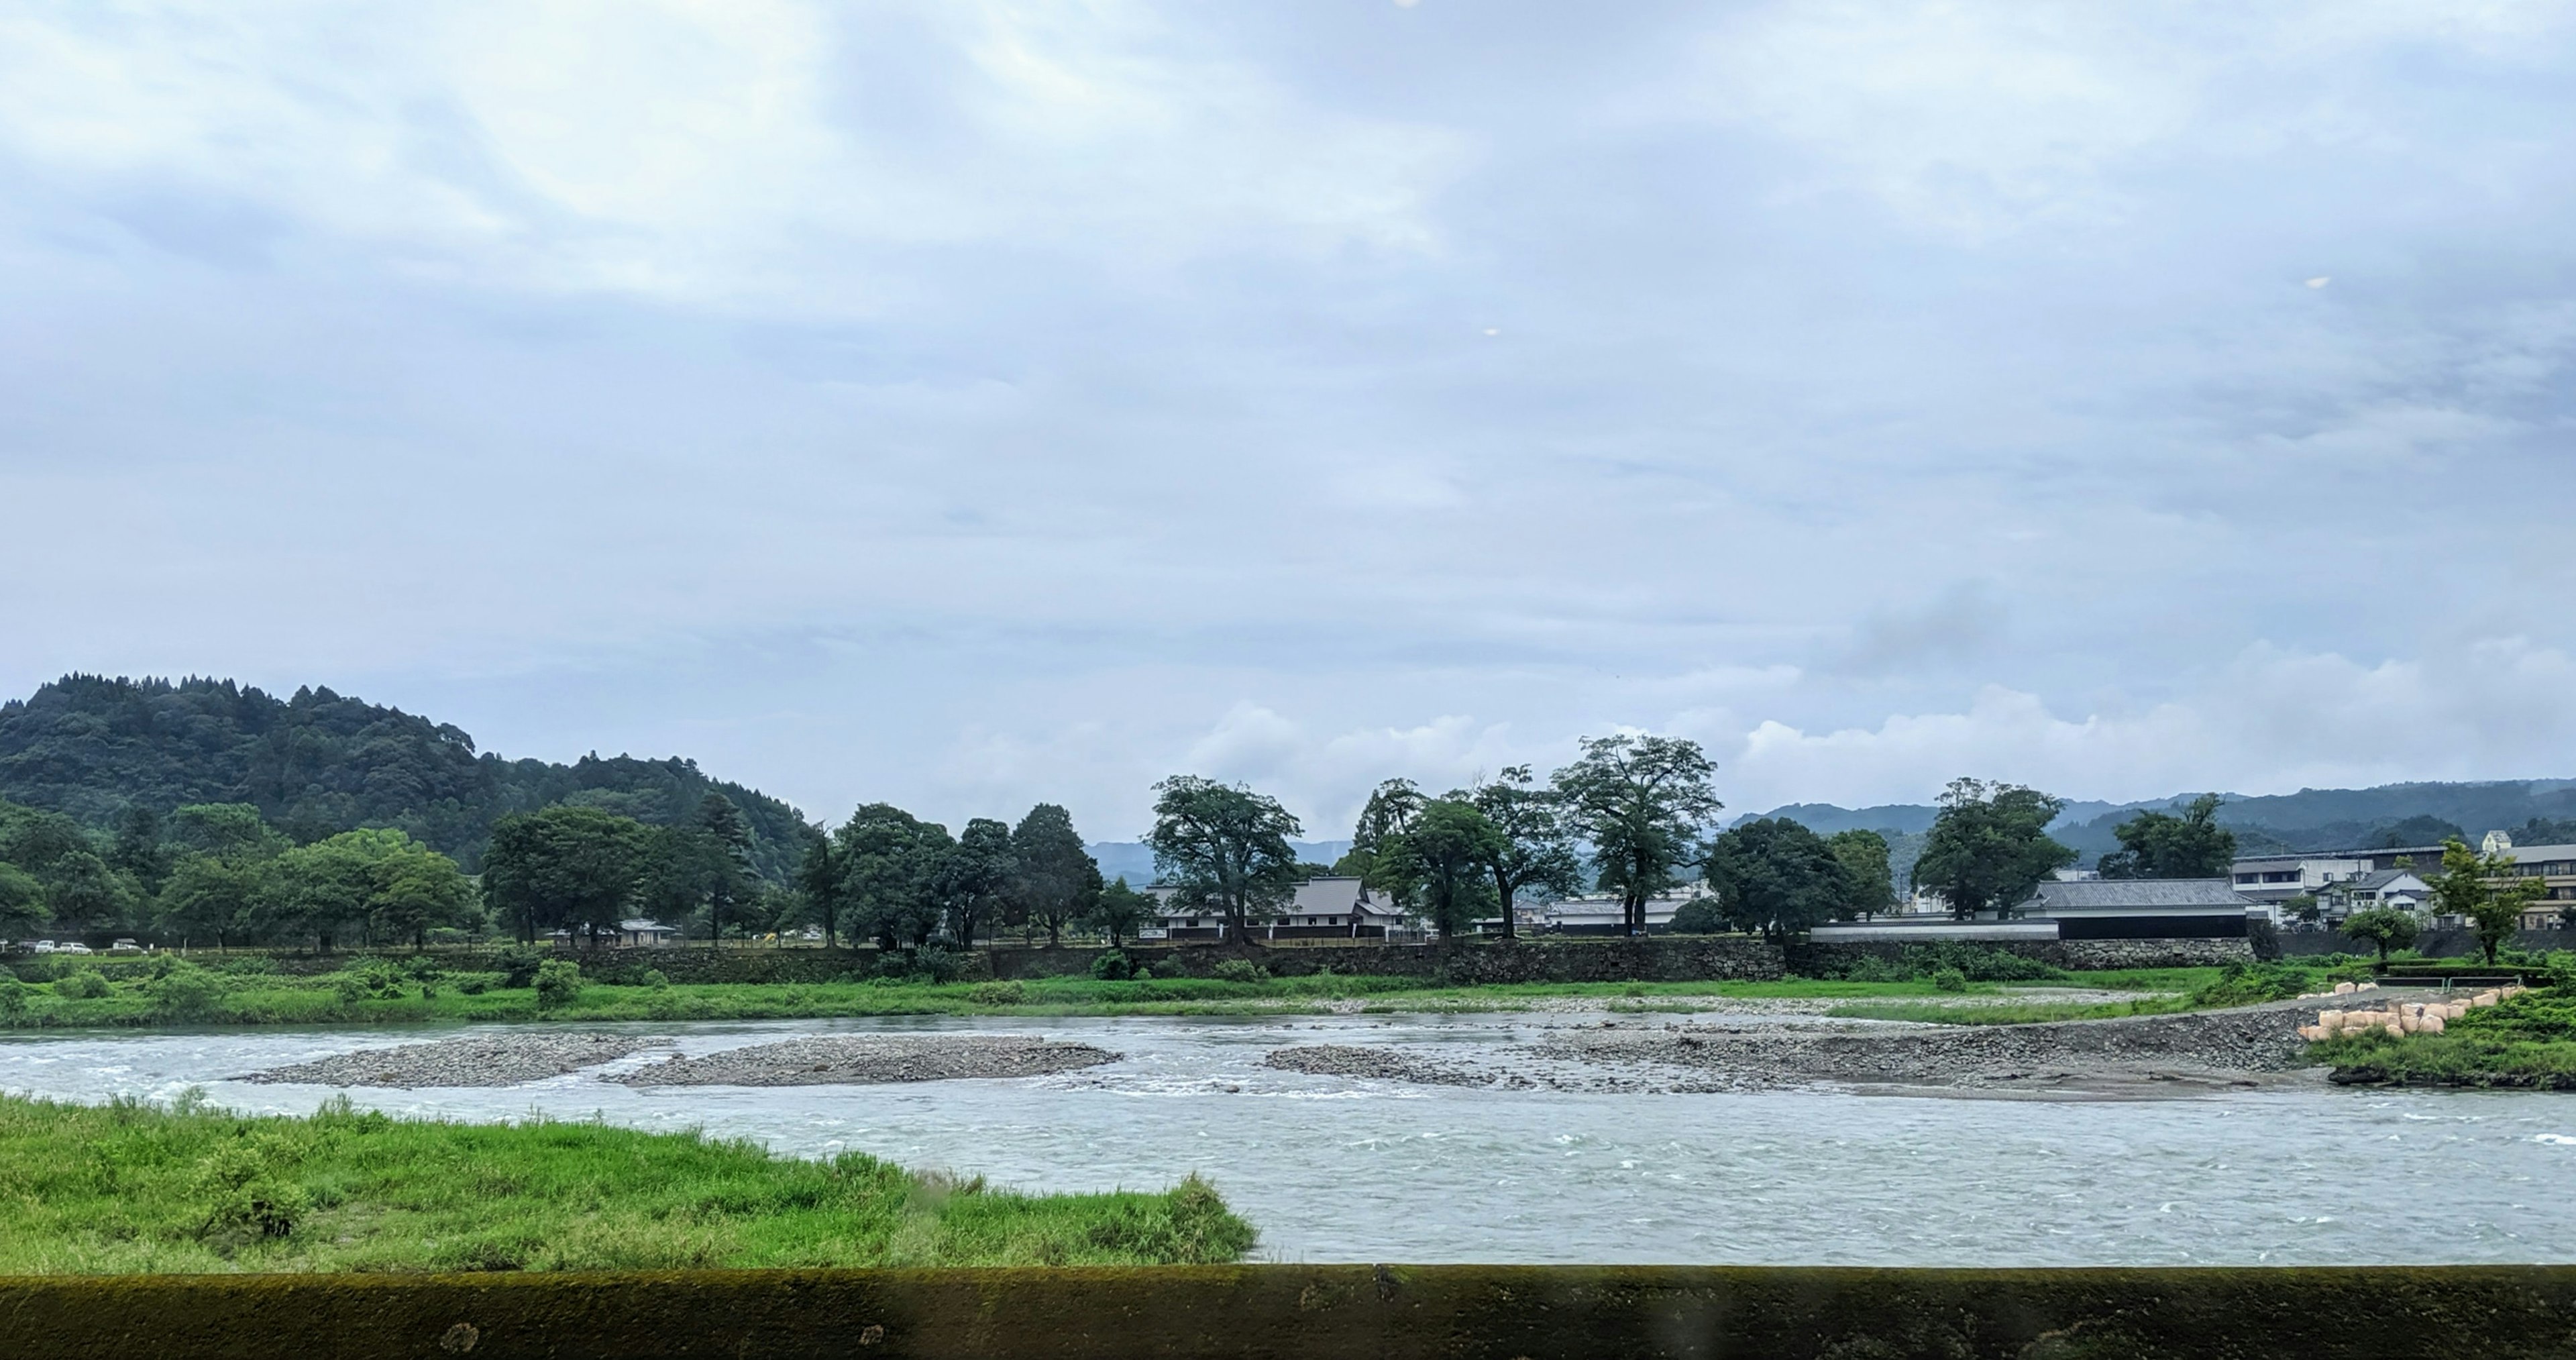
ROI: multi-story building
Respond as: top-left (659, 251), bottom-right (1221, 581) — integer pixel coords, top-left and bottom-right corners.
top-left (2227, 846), bottom-right (2445, 907)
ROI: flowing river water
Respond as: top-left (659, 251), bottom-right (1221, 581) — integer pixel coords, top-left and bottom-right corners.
top-left (7, 1012), bottom-right (2573, 1265)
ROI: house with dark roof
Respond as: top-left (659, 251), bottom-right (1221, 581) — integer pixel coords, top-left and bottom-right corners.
top-left (1142, 876), bottom-right (1408, 941)
top-left (2012, 878), bottom-right (2265, 939)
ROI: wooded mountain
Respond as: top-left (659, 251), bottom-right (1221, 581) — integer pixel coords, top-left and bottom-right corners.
top-left (0, 675), bottom-right (812, 881)
top-left (1753, 779), bottom-right (2576, 870)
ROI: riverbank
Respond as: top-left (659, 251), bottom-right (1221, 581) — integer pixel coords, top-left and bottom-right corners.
top-left (0, 959), bottom-right (2223, 1028)
top-left (0, 1092), bottom-right (1252, 1273)
top-left (2314, 988), bottom-right (2576, 1090)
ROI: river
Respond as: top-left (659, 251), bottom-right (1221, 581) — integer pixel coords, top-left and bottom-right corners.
top-left (5, 1012), bottom-right (2571, 1265)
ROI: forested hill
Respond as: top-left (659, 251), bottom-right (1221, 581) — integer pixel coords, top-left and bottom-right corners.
top-left (0, 675), bottom-right (812, 880)
top-left (1752, 778), bottom-right (2576, 866)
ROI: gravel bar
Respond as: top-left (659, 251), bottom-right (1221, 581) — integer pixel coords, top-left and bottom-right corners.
top-left (612, 1035), bottom-right (1119, 1087)
top-left (1263, 1045), bottom-right (1506, 1087)
top-left (240, 1033), bottom-right (669, 1089)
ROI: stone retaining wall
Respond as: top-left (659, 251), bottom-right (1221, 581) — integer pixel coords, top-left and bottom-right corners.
top-left (1785, 935), bottom-right (2254, 976)
top-left (5, 1265), bottom-right (2573, 1359)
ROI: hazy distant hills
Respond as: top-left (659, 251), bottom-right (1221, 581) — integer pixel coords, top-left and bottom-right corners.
top-left (1754, 779), bottom-right (2576, 866)
top-left (0, 674), bottom-right (815, 881)
top-left (1085, 840), bottom-right (1354, 887)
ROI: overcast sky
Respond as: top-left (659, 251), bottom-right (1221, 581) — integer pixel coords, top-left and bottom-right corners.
top-left (4, 1), bottom-right (2574, 840)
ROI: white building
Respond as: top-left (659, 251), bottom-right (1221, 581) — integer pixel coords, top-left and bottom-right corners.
top-left (1142, 876), bottom-right (1407, 941)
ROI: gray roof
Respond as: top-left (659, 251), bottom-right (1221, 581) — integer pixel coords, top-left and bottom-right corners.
top-left (2345, 868), bottom-right (2425, 893)
top-left (2021, 879), bottom-right (2256, 912)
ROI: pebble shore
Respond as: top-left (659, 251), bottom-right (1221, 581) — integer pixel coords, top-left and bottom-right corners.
top-left (612, 1034), bottom-right (1119, 1087)
top-left (241, 1033), bottom-right (668, 1089)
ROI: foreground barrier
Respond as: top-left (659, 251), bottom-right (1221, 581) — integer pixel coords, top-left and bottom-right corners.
top-left (5, 1265), bottom-right (2575, 1359)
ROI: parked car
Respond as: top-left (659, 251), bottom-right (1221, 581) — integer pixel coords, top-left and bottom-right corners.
top-left (56, 942), bottom-right (93, 955)
top-left (109, 939), bottom-right (142, 952)
top-left (29, 940), bottom-right (57, 953)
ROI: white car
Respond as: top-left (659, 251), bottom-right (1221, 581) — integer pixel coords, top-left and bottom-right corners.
top-left (28, 941), bottom-right (56, 953)
top-left (56, 942), bottom-right (93, 955)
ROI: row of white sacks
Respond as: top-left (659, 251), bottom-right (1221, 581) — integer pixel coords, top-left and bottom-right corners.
top-left (2297, 986), bottom-right (2526, 1041)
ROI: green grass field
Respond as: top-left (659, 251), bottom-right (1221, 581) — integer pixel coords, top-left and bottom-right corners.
top-left (0, 1093), bottom-right (1253, 1273)
top-left (0, 961), bottom-right (2218, 1028)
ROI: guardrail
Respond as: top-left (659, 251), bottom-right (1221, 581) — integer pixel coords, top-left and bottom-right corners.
top-left (5, 1264), bottom-right (2573, 1359)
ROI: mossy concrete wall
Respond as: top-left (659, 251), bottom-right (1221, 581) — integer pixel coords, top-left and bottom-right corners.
top-left (4, 1265), bottom-right (2574, 1359)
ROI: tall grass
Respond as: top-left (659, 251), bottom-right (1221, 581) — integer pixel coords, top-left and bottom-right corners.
top-left (0, 1093), bottom-right (1254, 1274)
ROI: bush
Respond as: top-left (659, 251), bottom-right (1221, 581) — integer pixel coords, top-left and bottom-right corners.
top-left (1089, 950), bottom-right (1135, 981)
top-left (1807, 943), bottom-right (2067, 984)
top-left (2190, 959), bottom-right (2312, 1008)
top-left (534, 959), bottom-right (583, 1010)
top-left (213, 956), bottom-right (274, 977)
top-left (458, 977), bottom-right (490, 995)
top-left (968, 980), bottom-right (1026, 1006)
top-left (910, 947), bottom-right (968, 984)
top-left (1212, 958), bottom-right (1267, 983)
top-left (0, 976), bottom-right (26, 1021)
top-left (1931, 966), bottom-right (1968, 992)
top-left (152, 961), bottom-right (226, 1022)
top-left (1668, 900), bottom-right (1726, 935)
top-left (643, 969), bottom-right (669, 991)
top-left (1132, 965), bottom-right (1153, 981)
top-left (496, 945), bottom-right (551, 989)
top-left (54, 970), bottom-right (111, 1000)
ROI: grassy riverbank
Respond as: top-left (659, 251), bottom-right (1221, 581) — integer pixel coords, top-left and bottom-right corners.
top-left (0, 1093), bottom-right (1254, 1273)
top-left (1819, 961), bottom-right (2351, 1027)
top-left (0, 959), bottom-right (2214, 1027)
top-left (2311, 988), bottom-right (2576, 1089)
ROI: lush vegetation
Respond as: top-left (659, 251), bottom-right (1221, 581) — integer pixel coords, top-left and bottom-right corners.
top-left (2311, 984), bottom-right (2576, 1088)
top-left (0, 1092), bottom-right (1252, 1273)
top-left (1821, 959), bottom-right (2351, 1026)
top-left (1911, 778), bottom-right (2078, 919)
top-left (0, 953), bottom-right (2158, 1027)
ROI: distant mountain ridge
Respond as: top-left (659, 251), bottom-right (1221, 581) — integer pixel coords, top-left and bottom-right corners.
top-left (1086, 840), bottom-right (1354, 887)
top-left (0, 674), bottom-right (814, 880)
top-left (1749, 779), bottom-right (2576, 866)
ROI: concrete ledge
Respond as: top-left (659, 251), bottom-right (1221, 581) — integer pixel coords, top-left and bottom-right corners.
top-left (5, 1265), bottom-right (2574, 1359)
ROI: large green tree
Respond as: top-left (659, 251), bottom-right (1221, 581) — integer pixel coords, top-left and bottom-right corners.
top-left (1913, 778), bottom-right (2076, 919)
top-left (1464, 766), bottom-right (1582, 940)
top-left (936, 817), bottom-right (1016, 948)
top-left (829, 803), bottom-right (951, 949)
top-left (1083, 878), bottom-right (1154, 948)
top-left (1375, 798), bottom-right (1504, 939)
top-left (274, 827), bottom-right (478, 951)
top-left (2432, 837), bottom-right (2545, 965)
top-left (1343, 778), bottom-right (1426, 910)
top-left (1552, 735), bottom-right (1723, 935)
top-left (481, 806), bottom-right (651, 944)
top-left (2097, 794), bottom-right (2237, 879)
top-left (1009, 804), bottom-right (1102, 948)
top-left (1826, 829), bottom-right (1896, 918)
top-left (0, 861), bottom-right (46, 938)
top-left (1704, 817), bottom-right (1856, 939)
top-left (1146, 776), bottom-right (1303, 945)
top-left (2341, 905), bottom-right (2420, 963)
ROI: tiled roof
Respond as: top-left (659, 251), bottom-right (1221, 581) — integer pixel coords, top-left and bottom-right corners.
top-left (2023, 879), bottom-right (2255, 911)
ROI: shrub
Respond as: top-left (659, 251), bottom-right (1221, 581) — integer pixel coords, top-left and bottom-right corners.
top-left (643, 969), bottom-right (670, 991)
top-left (910, 946), bottom-right (968, 984)
top-left (54, 970), bottom-right (111, 1000)
top-left (1132, 965), bottom-right (1153, 981)
top-left (534, 959), bottom-right (583, 1010)
top-left (193, 1138), bottom-right (310, 1241)
top-left (496, 945), bottom-right (551, 989)
top-left (331, 974), bottom-right (369, 1004)
top-left (1931, 966), bottom-right (1968, 993)
top-left (213, 956), bottom-right (274, 977)
top-left (2190, 959), bottom-right (2312, 1008)
top-left (969, 980), bottom-right (1026, 1006)
top-left (0, 976), bottom-right (26, 1021)
top-left (1089, 950), bottom-right (1135, 982)
top-left (152, 961), bottom-right (226, 1022)
top-left (458, 977), bottom-right (490, 996)
top-left (1213, 959), bottom-right (1267, 983)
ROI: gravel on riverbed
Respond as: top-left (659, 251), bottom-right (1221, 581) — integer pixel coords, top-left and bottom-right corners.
top-left (612, 1035), bottom-right (1119, 1087)
top-left (241, 1033), bottom-right (669, 1089)
top-left (1263, 1045), bottom-right (1516, 1088)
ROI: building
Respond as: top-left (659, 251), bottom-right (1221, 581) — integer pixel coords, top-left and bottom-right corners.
top-left (1141, 876), bottom-right (1407, 941)
top-left (1536, 888), bottom-right (1709, 936)
top-left (1809, 919), bottom-right (2060, 943)
top-left (2226, 846), bottom-right (2447, 906)
top-left (2012, 878), bottom-right (2265, 939)
top-left (618, 919), bottom-right (681, 947)
top-left (2310, 869), bottom-right (2432, 925)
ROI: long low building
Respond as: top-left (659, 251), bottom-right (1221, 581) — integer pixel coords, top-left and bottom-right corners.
top-left (1141, 876), bottom-right (1408, 941)
top-left (2012, 878), bottom-right (2265, 939)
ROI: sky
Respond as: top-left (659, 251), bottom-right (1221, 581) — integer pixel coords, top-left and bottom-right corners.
top-left (3, 1), bottom-right (2575, 842)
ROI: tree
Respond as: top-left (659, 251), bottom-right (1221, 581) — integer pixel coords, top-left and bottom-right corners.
top-left (274, 828), bottom-right (473, 952)
top-left (1464, 766), bottom-right (1582, 940)
top-left (693, 794), bottom-right (756, 947)
top-left (2096, 794), bottom-right (2237, 879)
top-left (1010, 803), bottom-right (1101, 948)
top-left (481, 806), bottom-right (651, 944)
top-left (794, 829), bottom-right (842, 947)
top-left (936, 817), bottom-right (1016, 947)
top-left (1912, 778), bottom-right (2076, 920)
top-left (1826, 829), bottom-right (1895, 918)
top-left (1552, 735), bottom-right (1723, 935)
top-left (2285, 893), bottom-right (2322, 926)
top-left (1704, 818), bottom-right (1856, 939)
top-left (1376, 799), bottom-right (1504, 939)
top-left (1085, 879), bottom-right (1154, 948)
top-left (1345, 778), bottom-right (1426, 910)
top-left (109, 806), bottom-right (174, 897)
top-left (2341, 906), bottom-right (2420, 964)
top-left (830, 803), bottom-right (950, 949)
top-left (169, 804), bottom-right (285, 860)
top-left (0, 800), bottom-right (142, 936)
top-left (152, 808), bottom-right (290, 949)
top-left (1146, 776), bottom-right (1303, 946)
top-left (2432, 837), bottom-right (2542, 966)
top-left (369, 840), bottom-right (480, 948)
top-left (0, 861), bottom-right (46, 938)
